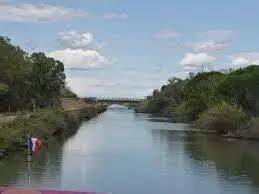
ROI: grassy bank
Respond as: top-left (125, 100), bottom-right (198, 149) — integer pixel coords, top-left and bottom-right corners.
top-left (0, 105), bottom-right (107, 159)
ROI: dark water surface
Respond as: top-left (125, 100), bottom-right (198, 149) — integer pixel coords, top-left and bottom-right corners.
top-left (1, 106), bottom-right (259, 194)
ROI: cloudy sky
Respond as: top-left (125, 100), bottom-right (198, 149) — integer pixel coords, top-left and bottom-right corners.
top-left (1, 0), bottom-right (259, 97)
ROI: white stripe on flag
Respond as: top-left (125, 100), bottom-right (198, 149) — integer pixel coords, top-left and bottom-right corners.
top-left (31, 138), bottom-right (37, 152)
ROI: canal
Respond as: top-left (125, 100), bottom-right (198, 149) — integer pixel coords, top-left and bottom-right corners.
top-left (1, 105), bottom-right (259, 194)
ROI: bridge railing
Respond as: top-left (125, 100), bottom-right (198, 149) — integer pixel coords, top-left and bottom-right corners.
top-left (84, 97), bottom-right (144, 102)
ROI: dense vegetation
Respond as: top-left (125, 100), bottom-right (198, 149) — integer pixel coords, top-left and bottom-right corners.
top-left (0, 105), bottom-right (107, 156)
top-left (137, 65), bottom-right (259, 137)
top-left (0, 36), bottom-right (76, 113)
top-left (0, 36), bottom-right (109, 158)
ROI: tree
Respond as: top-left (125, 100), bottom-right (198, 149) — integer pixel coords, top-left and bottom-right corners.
top-left (138, 65), bottom-right (259, 122)
top-left (0, 36), bottom-right (69, 112)
top-left (183, 72), bottom-right (226, 120)
top-left (0, 36), bottom-right (31, 111)
top-left (218, 65), bottom-right (259, 116)
top-left (30, 53), bottom-right (66, 109)
top-left (61, 86), bottom-right (77, 98)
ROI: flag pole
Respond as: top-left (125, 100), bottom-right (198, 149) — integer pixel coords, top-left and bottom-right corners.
top-left (27, 134), bottom-right (31, 185)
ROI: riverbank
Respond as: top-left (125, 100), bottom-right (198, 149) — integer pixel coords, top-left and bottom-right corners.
top-left (136, 66), bottom-right (259, 141)
top-left (137, 104), bottom-right (259, 140)
top-left (2, 107), bottom-right (259, 193)
top-left (0, 105), bottom-right (107, 159)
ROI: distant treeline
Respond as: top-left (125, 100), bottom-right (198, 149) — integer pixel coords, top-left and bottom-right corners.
top-left (137, 65), bottom-right (259, 136)
top-left (0, 36), bottom-right (77, 112)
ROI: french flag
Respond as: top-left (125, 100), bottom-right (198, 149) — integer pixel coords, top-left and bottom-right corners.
top-left (28, 137), bottom-right (42, 153)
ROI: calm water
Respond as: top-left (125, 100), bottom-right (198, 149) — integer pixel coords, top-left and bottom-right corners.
top-left (1, 106), bottom-right (259, 194)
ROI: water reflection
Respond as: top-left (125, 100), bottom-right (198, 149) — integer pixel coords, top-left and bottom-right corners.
top-left (1, 108), bottom-right (259, 194)
top-left (151, 129), bottom-right (259, 194)
top-left (0, 139), bottom-right (64, 189)
top-left (184, 133), bottom-right (259, 188)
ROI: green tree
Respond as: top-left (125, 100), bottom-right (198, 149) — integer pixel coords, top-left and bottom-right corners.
top-left (30, 52), bottom-right (66, 109)
top-left (0, 36), bottom-right (69, 112)
top-left (61, 86), bottom-right (77, 98)
top-left (218, 65), bottom-right (259, 116)
top-left (0, 36), bottom-right (31, 111)
top-left (183, 72), bottom-right (226, 120)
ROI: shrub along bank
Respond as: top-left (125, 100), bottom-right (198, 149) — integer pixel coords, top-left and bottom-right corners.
top-left (136, 65), bottom-right (259, 139)
top-left (197, 102), bottom-right (249, 134)
top-left (0, 105), bottom-right (107, 159)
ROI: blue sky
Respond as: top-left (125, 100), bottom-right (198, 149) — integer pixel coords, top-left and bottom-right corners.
top-left (1, 0), bottom-right (259, 97)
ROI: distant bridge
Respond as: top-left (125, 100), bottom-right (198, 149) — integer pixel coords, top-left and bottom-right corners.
top-left (84, 97), bottom-right (144, 104)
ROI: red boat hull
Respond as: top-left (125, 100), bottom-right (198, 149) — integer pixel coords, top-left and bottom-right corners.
top-left (0, 188), bottom-right (108, 194)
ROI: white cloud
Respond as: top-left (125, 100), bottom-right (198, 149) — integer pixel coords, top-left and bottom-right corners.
top-left (154, 30), bottom-right (182, 40)
top-left (185, 40), bottom-right (228, 52)
top-left (48, 48), bottom-right (109, 69)
top-left (230, 52), bottom-right (259, 67)
top-left (232, 57), bottom-right (250, 66)
top-left (58, 30), bottom-right (108, 50)
top-left (58, 31), bottom-right (94, 49)
top-left (66, 77), bottom-right (102, 97)
top-left (182, 30), bottom-right (236, 52)
top-left (0, 3), bottom-right (87, 22)
top-left (0, 3), bottom-right (128, 23)
top-left (180, 52), bottom-right (216, 70)
top-left (101, 13), bottom-right (128, 20)
top-left (66, 76), bottom-right (157, 98)
top-left (174, 71), bottom-right (190, 79)
top-left (52, 31), bottom-right (113, 69)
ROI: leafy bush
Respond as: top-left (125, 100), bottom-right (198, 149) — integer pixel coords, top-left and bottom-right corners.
top-left (170, 102), bottom-right (191, 122)
top-left (135, 101), bottom-right (157, 113)
top-left (197, 102), bottom-right (248, 134)
top-left (137, 65), bottom-right (259, 124)
top-left (0, 109), bottom-right (82, 151)
top-left (246, 117), bottom-right (259, 137)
